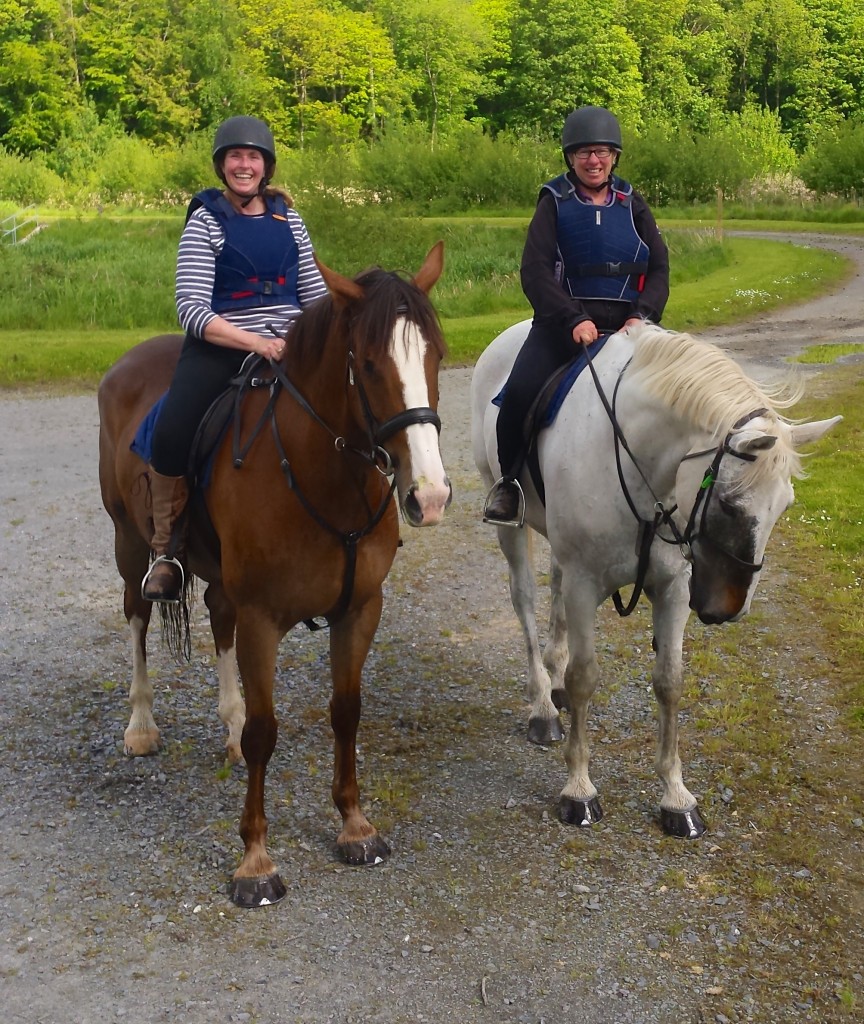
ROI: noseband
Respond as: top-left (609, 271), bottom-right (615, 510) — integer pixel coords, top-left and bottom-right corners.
top-left (679, 408), bottom-right (767, 575)
top-left (348, 350), bottom-right (441, 472)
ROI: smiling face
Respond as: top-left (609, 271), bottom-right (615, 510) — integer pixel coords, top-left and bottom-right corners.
top-left (567, 145), bottom-right (618, 192)
top-left (220, 147), bottom-right (267, 198)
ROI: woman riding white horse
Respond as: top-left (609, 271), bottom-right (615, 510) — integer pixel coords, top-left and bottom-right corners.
top-left (472, 319), bottom-right (840, 836)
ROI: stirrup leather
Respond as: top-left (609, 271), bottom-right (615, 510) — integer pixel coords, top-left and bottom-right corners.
top-left (141, 555), bottom-right (186, 603)
top-left (482, 477), bottom-right (526, 528)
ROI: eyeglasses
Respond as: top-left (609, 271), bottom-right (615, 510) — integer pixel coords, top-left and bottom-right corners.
top-left (572, 147), bottom-right (615, 161)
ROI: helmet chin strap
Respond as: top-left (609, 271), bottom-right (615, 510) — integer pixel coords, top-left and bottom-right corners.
top-left (218, 160), bottom-right (271, 208)
top-left (579, 176), bottom-right (610, 193)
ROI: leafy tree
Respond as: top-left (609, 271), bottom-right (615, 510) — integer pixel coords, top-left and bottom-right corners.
top-left (799, 119), bottom-right (864, 197)
top-left (73, 0), bottom-right (195, 142)
top-left (177, 0), bottom-right (268, 130)
top-left (616, 0), bottom-right (731, 130)
top-left (368, 0), bottom-right (495, 139)
top-left (0, 0), bottom-right (78, 152)
top-left (239, 0), bottom-right (403, 144)
top-left (495, 0), bottom-right (644, 137)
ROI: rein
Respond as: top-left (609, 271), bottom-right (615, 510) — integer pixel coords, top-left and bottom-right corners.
top-left (582, 342), bottom-right (766, 616)
top-left (230, 351), bottom-right (437, 627)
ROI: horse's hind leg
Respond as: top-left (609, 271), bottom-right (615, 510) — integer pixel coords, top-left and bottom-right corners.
top-left (498, 526), bottom-right (564, 744)
top-left (115, 529), bottom-right (160, 756)
top-left (544, 553), bottom-right (569, 713)
top-left (203, 582), bottom-right (245, 765)
top-left (651, 577), bottom-right (706, 838)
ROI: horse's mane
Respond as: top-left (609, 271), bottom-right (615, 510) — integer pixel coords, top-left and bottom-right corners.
top-left (289, 266), bottom-right (446, 369)
top-left (626, 322), bottom-right (805, 484)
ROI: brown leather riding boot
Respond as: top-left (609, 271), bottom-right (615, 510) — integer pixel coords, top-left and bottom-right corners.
top-left (141, 469), bottom-right (189, 602)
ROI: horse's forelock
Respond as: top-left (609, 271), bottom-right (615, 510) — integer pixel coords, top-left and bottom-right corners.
top-left (290, 268), bottom-right (445, 368)
top-left (352, 268), bottom-right (446, 362)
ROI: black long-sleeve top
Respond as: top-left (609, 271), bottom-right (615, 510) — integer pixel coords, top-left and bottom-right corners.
top-left (520, 175), bottom-right (670, 333)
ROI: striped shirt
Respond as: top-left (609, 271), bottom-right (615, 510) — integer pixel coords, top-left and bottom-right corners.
top-left (175, 205), bottom-right (328, 340)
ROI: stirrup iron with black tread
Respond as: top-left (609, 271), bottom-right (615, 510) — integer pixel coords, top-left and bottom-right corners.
top-left (482, 477), bottom-right (526, 528)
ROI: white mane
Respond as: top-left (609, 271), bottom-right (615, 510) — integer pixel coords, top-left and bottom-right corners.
top-left (625, 322), bottom-right (804, 483)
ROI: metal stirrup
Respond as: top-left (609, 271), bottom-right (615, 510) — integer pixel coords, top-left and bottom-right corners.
top-left (141, 555), bottom-right (186, 602)
top-left (482, 477), bottom-right (526, 528)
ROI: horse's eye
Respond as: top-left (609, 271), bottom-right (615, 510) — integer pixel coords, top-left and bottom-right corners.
top-left (718, 497), bottom-right (739, 516)
top-left (363, 358), bottom-right (376, 376)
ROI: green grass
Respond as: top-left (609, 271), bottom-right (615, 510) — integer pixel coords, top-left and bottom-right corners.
top-left (0, 212), bottom-right (855, 382)
top-left (0, 328), bottom-right (153, 389)
top-left (792, 343), bottom-right (864, 364)
top-left (0, 217), bottom-right (180, 331)
top-left (779, 365), bottom-right (864, 727)
top-left (663, 236), bottom-right (847, 331)
top-left (443, 233), bottom-right (850, 362)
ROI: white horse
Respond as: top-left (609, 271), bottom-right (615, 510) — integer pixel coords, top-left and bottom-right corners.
top-left (471, 320), bottom-right (840, 837)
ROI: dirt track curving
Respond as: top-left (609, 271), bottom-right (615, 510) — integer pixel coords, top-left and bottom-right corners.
top-left (0, 233), bottom-right (862, 1024)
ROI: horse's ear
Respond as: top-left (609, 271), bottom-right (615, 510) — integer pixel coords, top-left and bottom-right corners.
top-left (412, 241), bottom-right (444, 295)
top-left (790, 415), bottom-right (843, 448)
top-left (315, 255), bottom-right (364, 306)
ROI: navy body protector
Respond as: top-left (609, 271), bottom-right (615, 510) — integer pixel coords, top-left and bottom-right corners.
top-left (543, 173), bottom-right (649, 305)
top-left (189, 188), bottom-right (300, 314)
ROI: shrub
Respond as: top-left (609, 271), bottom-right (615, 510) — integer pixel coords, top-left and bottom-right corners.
top-left (799, 121), bottom-right (864, 199)
top-left (0, 148), bottom-right (64, 205)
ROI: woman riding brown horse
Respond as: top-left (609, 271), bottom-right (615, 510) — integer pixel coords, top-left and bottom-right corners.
top-left (98, 243), bottom-right (450, 907)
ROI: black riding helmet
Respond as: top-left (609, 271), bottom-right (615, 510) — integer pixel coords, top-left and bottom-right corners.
top-left (212, 115), bottom-right (277, 189)
top-left (561, 105), bottom-right (622, 188)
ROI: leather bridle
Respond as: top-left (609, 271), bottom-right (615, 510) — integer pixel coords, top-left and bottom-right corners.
top-left (582, 341), bottom-right (768, 615)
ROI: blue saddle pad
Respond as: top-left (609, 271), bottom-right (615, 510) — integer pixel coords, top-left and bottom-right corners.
top-left (131, 393), bottom-right (167, 463)
top-left (492, 333), bottom-right (610, 429)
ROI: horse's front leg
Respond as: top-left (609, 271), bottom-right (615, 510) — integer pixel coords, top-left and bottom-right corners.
top-left (229, 612), bottom-right (285, 908)
top-left (329, 592), bottom-right (391, 866)
top-left (203, 582), bottom-right (245, 764)
top-left (498, 526), bottom-right (564, 745)
top-left (651, 572), bottom-right (706, 838)
top-left (559, 583), bottom-right (603, 826)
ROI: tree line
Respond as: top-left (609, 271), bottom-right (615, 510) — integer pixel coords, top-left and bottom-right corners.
top-left (1, 0), bottom-right (863, 204)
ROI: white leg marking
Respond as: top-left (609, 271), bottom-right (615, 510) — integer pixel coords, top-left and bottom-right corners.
top-left (216, 644), bottom-right (245, 764)
top-left (124, 614), bottom-right (160, 755)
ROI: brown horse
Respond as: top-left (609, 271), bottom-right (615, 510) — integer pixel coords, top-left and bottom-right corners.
top-left (98, 243), bottom-right (450, 907)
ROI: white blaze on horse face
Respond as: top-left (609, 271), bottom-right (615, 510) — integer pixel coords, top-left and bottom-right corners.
top-left (390, 317), bottom-right (450, 525)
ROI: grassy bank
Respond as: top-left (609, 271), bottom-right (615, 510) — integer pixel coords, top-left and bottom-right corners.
top-left (0, 211), bottom-right (855, 386)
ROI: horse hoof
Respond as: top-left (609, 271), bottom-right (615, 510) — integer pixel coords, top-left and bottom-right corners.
top-left (559, 795), bottom-right (603, 827)
top-left (229, 873), bottom-right (287, 908)
top-left (551, 687), bottom-right (570, 712)
top-left (660, 806), bottom-right (706, 839)
top-left (123, 728), bottom-right (160, 756)
top-left (339, 834), bottom-right (391, 866)
top-left (527, 715), bottom-right (565, 745)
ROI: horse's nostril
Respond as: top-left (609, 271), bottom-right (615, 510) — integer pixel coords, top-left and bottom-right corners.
top-left (404, 488), bottom-right (423, 525)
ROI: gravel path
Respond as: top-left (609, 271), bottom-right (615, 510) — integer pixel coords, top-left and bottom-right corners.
top-left (1, 233), bottom-right (862, 1024)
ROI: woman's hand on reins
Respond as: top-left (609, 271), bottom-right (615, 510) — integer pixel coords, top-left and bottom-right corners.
top-left (572, 320), bottom-right (599, 345)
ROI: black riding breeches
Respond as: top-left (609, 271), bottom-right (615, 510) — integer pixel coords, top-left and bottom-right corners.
top-left (495, 320), bottom-right (579, 479)
top-left (150, 333), bottom-right (249, 477)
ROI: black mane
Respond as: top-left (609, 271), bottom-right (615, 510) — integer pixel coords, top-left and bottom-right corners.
top-left (289, 266), bottom-right (446, 369)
